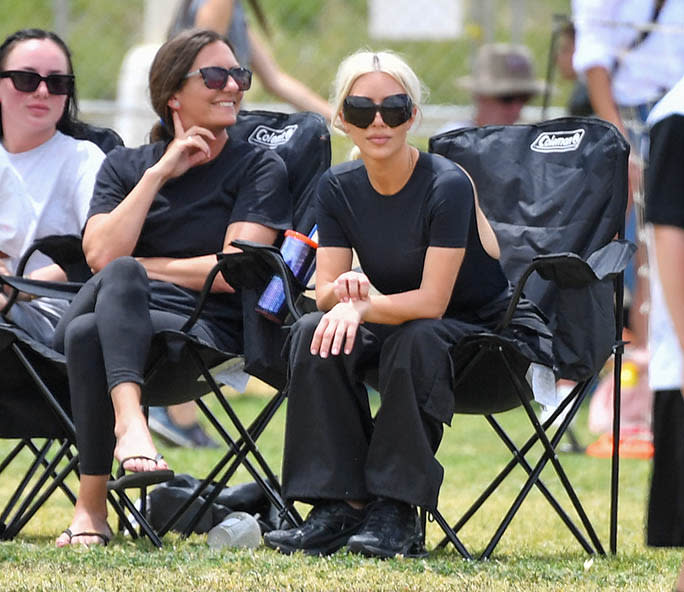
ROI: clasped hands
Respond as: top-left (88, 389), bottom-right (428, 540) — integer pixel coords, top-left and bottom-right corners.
top-left (310, 271), bottom-right (371, 358)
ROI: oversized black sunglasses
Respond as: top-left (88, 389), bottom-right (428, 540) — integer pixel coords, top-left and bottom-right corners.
top-left (497, 93), bottom-right (532, 104)
top-left (0, 70), bottom-right (74, 95)
top-left (342, 93), bottom-right (413, 128)
top-left (184, 66), bottom-right (252, 91)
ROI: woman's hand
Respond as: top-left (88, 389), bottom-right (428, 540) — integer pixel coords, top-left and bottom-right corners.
top-left (310, 299), bottom-right (369, 358)
top-left (0, 259), bottom-right (12, 298)
top-left (333, 270), bottom-right (370, 303)
top-left (151, 111), bottom-right (215, 181)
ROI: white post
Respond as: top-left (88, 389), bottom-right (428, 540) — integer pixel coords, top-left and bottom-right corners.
top-left (52, 0), bottom-right (69, 38)
top-left (115, 0), bottom-right (183, 146)
top-left (144, 0), bottom-right (183, 43)
top-left (511, 0), bottom-right (526, 44)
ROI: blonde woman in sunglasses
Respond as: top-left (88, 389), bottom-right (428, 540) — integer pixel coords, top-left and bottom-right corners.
top-left (264, 49), bottom-right (553, 559)
top-left (53, 29), bottom-right (290, 547)
top-left (0, 29), bottom-right (106, 344)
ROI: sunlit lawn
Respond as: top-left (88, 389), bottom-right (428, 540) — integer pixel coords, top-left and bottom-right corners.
top-left (0, 381), bottom-right (679, 591)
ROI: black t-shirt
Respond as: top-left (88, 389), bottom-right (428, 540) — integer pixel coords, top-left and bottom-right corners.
top-left (89, 137), bottom-right (291, 347)
top-left (646, 114), bottom-right (684, 228)
top-left (316, 151), bottom-right (508, 315)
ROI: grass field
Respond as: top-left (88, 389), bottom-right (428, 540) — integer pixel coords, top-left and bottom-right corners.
top-left (0, 385), bottom-right (680, 591)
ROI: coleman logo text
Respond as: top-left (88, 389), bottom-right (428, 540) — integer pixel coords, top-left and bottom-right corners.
top-left (530, 129), bottom-right (585, 153)
top-left (248, 124), bottom-right (298, 149)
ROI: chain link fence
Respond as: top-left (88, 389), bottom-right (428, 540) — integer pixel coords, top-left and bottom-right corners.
top-left (1, 0), bottom-right (572, 145)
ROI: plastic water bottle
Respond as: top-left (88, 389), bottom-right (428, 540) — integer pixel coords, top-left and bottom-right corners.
top-left (256, 227), bottom-right (318, 324)
top-left (206, 511), bottom-right (262, 549)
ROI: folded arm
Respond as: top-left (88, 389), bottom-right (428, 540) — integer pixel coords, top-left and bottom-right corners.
top-left (138, 221), bottom-right (278, 293)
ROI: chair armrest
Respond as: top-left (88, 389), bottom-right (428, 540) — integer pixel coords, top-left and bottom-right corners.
top-left (1, 276), bottom-right (83, 300)
top-left (495, 239), bottom-right (636, 331)
top-left (15, 234), bottom-right (90, 281)
top-left (219, 239), bottom-right (283, 290)
top-left (220, 239), bottom-right (305, 321)
top-left (533, 239), bottom-right (636, 288)
top-left (179, 239), bottom-right (307, 333)
top-left (2, 234), bottom-right (90, 316)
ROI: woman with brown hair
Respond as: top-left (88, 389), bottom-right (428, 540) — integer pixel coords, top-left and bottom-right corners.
top-left (169, 0), bottom-right (332, 121)
top-left (54, 28), bottom-right (290, 547)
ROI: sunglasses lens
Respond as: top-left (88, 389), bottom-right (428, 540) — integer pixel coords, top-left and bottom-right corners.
top-left (201, 67), bottom-right (228, 89)
top-left (343, 96), bottom-right (376, 128)
top-left (230, 67), bottom-right (252, 91)
top-left (10, 71), bottom-right (40, 92)
top-left (379, 94), bottom-right (412, 127)
top-left (46, 75), bottom-right (73, 95)
top-left (499, 94), bottom-right (530, 104)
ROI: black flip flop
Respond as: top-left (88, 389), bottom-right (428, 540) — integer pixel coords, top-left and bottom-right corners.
top-left (107, 453), bottom-right (174, 490)
top-left (61, 527), bottom-right (110, 546)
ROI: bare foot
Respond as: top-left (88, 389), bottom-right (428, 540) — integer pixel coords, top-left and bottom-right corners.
top-left (55, 513), bottom-right (112, 548)
top-left (114, 413), bottom-right (169, 473)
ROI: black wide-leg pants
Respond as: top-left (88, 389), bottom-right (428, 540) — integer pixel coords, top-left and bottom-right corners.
top-left (647, 388), bottom-right (684, 547)
top-left (53, 257), bottom-right (217, 475)
top-left (282, 311), bottom-right (477, 511)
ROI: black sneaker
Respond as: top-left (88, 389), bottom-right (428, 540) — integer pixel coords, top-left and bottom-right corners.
top-left (263, 500), bottom-right (366, 556)
top-left (347, 498), bottom-right (426, 558)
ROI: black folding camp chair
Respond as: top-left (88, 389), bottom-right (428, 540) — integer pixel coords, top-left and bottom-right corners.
top-left (1, 111), bottom-right (330, 542)
top-left (422, 117), bottom-right (633, 559)
top-left (0, 125), bottom-right (159, 543)
top-left (204, 117), bottom-right (633, 559)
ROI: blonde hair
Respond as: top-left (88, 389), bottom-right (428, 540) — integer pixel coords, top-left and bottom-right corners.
top-left (330, 49), bottom-right (426, 135)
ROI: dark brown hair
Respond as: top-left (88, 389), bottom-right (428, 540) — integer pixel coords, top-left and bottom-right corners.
top-left (0, 28), bottom-right (85, 138)
top-left (148, 28), bottom-right (234, 142)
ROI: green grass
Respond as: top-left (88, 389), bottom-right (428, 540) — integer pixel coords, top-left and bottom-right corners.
top-left (0, 388), bottom-right (680, 591)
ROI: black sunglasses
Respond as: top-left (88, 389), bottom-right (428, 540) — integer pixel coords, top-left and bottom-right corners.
top-left (342, 93), bottom-right (413, 128)
top-left (0, 70), bottom-right (74, 95)
top-left (184, 66), bottom-right (252, 91)
top-left (497, 93), bottom-right (532, 104)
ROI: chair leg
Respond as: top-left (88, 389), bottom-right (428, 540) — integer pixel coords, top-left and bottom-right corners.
top-left (502, 363), bottom-right (605, 557)
top-left (435, 361), bottom-right (604, 559)
top-left (10, 344), bottom-right (160, 546)
top-left (151, 349), bottom-right (299, 538)
top-left (1, 440), bottom-right (51, 538)
top-left (175, 393), bottom-right (299, 537)
top-left (193, 352), bottom-right (298, 520)
top-left (3, 445), bottom-right (79, 539)
top-left (427, 507), bottom-right (473, 560)
top-left (485, 365), bottom-right (603, 558)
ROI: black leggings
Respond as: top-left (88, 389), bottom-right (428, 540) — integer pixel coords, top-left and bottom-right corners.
top-left (53, 257), bottom-right (215, 475)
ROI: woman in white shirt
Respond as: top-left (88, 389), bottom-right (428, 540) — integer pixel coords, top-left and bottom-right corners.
top-left (0, 28), bottom-right (106, 344)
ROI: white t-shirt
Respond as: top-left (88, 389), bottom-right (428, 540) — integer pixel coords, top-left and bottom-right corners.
top-left (572, 0), bottom-right (684, 106)
top-left (0, 130), bottom-right (105, 274)
top-left (0, 149), bottom-right (32, 261)
top-left (646, 76), bottom-right (684, 391)
top-left (647, 229), bottom-right (683, 391)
